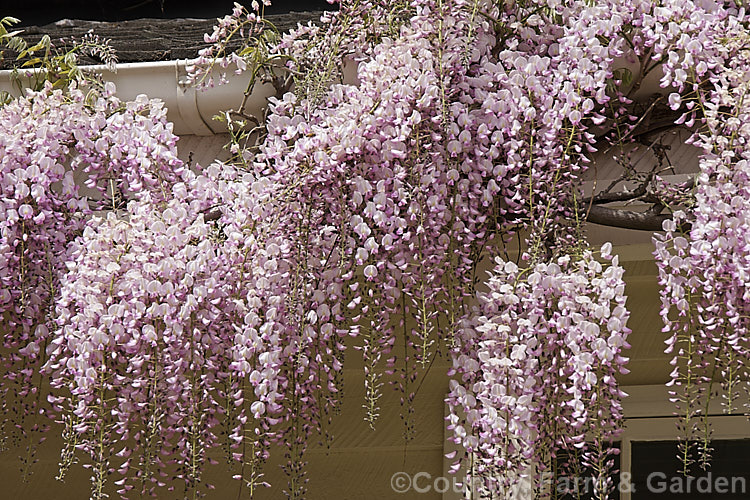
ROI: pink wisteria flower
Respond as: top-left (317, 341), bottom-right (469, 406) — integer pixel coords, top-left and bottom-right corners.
top-left (447, 245), bottom-right (630, 495)
top-left (2, 0), bottom-right (750, 498)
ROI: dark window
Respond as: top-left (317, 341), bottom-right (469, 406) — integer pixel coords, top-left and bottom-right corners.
top-left (631, 440), bottom-right (750, 499)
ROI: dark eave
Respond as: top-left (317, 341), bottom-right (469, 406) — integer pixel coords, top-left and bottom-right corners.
top-left (2, 12), bottom-right (324, 68)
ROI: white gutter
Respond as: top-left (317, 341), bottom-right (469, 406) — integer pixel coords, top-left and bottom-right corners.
top-left (0, 60), bottom-right (274, 136)
top-left (0, 54), bottom-right (670, 137)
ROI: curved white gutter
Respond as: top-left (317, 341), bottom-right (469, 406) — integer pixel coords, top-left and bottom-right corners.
top-left (0, 59), bottom-right (275, 136)
top-left (0, 54), bottom-right (671, 137)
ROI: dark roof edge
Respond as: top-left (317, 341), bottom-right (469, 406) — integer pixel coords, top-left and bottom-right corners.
top-left (5, 12), bottom-right (324, 67)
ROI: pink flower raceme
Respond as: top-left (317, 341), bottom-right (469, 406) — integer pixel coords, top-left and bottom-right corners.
top-left (654, 27), bottom-right (750, 470)
top-left (45, 165), bottom-right (253, 496)
top-left (447, 245), bottom-right (630, 496)
top-left (0, 81), bottom-right (185, 473)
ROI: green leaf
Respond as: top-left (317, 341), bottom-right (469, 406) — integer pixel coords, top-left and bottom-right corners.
top-left (18, 34), bottom-right (51, 59)
top-left (0, 30), bottom-right (23, 39)
top-left (63, 51), bottom-right (77, 67)
top-left (20, 57), bottom-right (43, 67)
top-left (0, 16), bottom-right (21, 26)
top-left (5, 37), bottom-right (26, 52)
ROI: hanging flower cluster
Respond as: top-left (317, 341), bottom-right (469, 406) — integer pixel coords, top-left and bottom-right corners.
top-left (654, 21), bottom-right (750, 473)
top-left (74, 90), bottom-right (184, 205)
top-left (216, 0), bottom-right (640, 494)
top-left (0, 83), bottom-right (90, 341)
top-left (0, 82), bottom-right (91, 473)
top-left (447, 244), bottom-right (630, 496)
top-left (216, 163), bottom-right (346, 497)
top-left (0, 81), bottom-right (183, 337)
top-left (0, 81), bottom-right (183, 468)
top-left (45, 166), bottom-right (242, 497)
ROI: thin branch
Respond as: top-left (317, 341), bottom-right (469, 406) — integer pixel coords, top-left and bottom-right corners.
top-left (229, 110), bottom-right (260, 125)
top-left (583, 204), bottom-right (691, 232)
top-left (583, 204), bottom-right (673, 231)
top-left (204, 207), bottom-right (222, 222)
top-left (585, 175), bottom-right (696, 206)
top-left (586, 184), bottom-right (648, 204)
top-left (593, 100), bottom-right (682, 153)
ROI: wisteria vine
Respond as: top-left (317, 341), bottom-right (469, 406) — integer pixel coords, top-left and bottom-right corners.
top-left (654, 12), bottom-right (750, 475)
top-left (2, 0), bottom-right (750, 499)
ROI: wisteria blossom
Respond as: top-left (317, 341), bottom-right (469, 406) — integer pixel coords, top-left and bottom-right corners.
top-left (2, 0), bottom-right (750, 498)
top-left (654, 18), bottom-right (750, 474)
top-left (447, 246), bottom-right (630, 496)
top-left (0, 81), bottom-right (183, 477)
